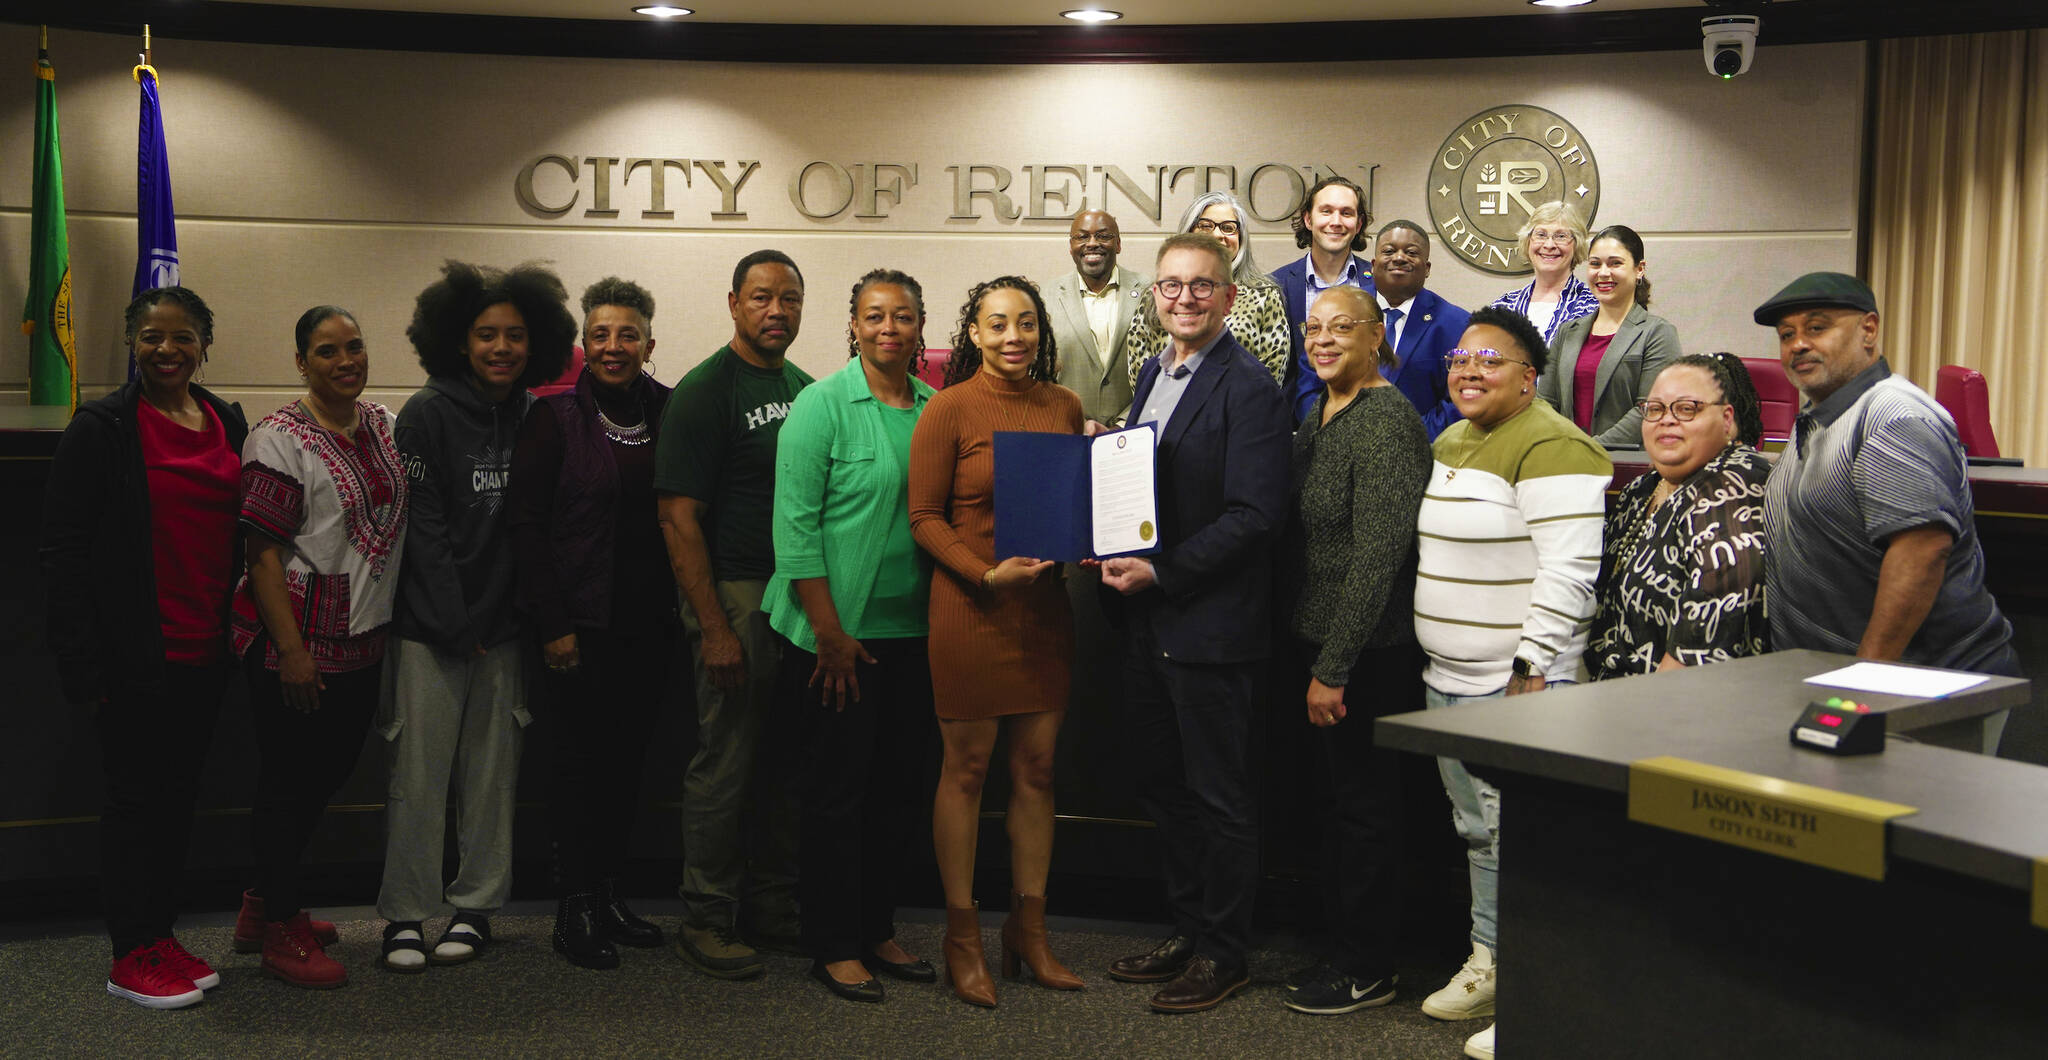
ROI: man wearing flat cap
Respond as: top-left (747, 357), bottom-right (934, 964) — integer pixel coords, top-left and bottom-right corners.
top-left (1756, 272), bottom-right (2020, 749)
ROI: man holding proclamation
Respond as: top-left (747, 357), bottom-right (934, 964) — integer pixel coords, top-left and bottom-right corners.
top-left (1099, 232), bottom-right (1292, 1012)
top-left (1757, 272), bottom-right (2020, 751)
top-left (1047, 210), bottom-right (1145, 426)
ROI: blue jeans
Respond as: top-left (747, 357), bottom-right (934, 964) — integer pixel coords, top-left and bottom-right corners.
top-left (1426, 684), bottom-right (1503, 951)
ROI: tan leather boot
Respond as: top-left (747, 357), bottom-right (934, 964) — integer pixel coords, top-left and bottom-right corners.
top-left (1001, 891), bottom-right (1084, 990)
top-left (944, 904), bottom-right (997, 1007)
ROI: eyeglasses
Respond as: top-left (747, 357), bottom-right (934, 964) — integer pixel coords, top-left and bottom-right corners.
top-left (1154, 278), bottom-right (1226, 300)
top-left (1300, 317), bottom-right (1375, 339)
top-left (1443, 349), bottom-right (1533, 373)
top-left (1636, 399), bottom-right (1726, 422)
top-left (1191, 219), bottom-right (1243, 236)
top-left (1528, 228), bottom-right (1575, 246)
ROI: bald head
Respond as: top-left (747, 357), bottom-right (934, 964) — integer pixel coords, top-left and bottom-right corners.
top-left (1069, 210), bottom-right (1122, 289)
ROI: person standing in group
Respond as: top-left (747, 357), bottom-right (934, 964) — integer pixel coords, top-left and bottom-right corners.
top-left (508, 277), bottom-right (675, 969)
top-left (1280, 286), bottom-right (1431, 1018)
top-left (909, 276), bottom-right (1087, 1008)
top-left (766, 269), bottom-right (939, 1003)
top-left (1101, 233), bottom-right (1292, 1013)
top-left (1124, 191), bottom-right (1293, 394)
top-left (1271, 175), bottom-right (1374, 421)
top-left (1539, 224), bottom-right (1681, 448)
top-left (656, 250), bottom-right (814, 978)
top-left (1490, 201), bottom-right (1599, 345)
top-left (1756, 272), bottom-right (2021, 750)
top-left (1046, 210), bottom-right (1146, 427)
top-left (231, 305), bottom-right (410, 988)
top-left (1366, 220), bottom-right (1468, 439)
top-left (376, 262), bottom-right (575, 972)
top-left (42, 288), bottom-right (247, 1009)
top-left (1411, 307), bottom-right (1610, 1060)
top-left (1589, 353), bottom-right (1771, 680)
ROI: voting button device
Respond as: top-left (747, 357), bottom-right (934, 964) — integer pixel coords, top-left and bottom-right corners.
top-left (1791, 697), bottom-right (1885, 755)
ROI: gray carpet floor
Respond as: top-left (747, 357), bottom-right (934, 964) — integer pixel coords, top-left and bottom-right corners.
top-left (1, 904), bottom-right (1483, 1059)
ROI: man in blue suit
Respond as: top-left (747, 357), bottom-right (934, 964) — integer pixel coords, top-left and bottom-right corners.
top-left (1099, 232), bottom-right (1292, 1014)
top-left (1270, 175), bottom-right (1373, 422)
top-left (1368, 220), bottom-right (1467, 439)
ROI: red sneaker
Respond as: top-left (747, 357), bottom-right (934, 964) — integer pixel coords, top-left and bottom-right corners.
top-left (233, 889), bottom-right (339, 953)
top-left (108, 942), bottom-right (204, 1009)
top-left (155, 937), bottom-right (221, 990)
top-left (261, 913), bottom-right (348, 989)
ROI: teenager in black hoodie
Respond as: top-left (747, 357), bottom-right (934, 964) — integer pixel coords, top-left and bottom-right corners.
top-left (374, 262), bottom-right (574, 970)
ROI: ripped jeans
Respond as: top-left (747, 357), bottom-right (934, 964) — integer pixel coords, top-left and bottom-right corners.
top-left (1426, 684), bottom-right (1504, 950)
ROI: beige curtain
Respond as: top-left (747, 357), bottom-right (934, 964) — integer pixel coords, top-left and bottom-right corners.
top-left (1867, 29), bottom-right (2048, 468)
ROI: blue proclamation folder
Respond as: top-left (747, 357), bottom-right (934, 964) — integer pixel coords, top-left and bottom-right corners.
top-left (992, 425), bottom-right (1160, 563)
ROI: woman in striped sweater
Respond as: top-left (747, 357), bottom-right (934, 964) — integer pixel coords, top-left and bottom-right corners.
top-left (1411, 306), bottom-right (1611, 1059)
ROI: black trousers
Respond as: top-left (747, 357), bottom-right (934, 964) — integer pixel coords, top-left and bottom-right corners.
top-left (787, 635), bottom-right (934, 964)
top-left (1305, 639), bottom-right (1422, 978)
top-left (545, 623), bottom-right (671, 895)
top-left (97, 661), bottom-right (231, 958)
top-left (1124, 623), bottom-right (1261, 971)
top-left (245, 652), bottom-right (379, 922)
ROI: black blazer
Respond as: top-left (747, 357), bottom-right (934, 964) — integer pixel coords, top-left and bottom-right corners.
top-left (1112, 331), bottom-right (1292, 665)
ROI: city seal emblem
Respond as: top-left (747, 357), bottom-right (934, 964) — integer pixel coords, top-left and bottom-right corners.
top-left (1426, 104), bottom-right (1600, 277)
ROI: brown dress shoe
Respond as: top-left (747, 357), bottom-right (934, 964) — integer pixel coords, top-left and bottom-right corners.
top-left (1000, 892), bottom-right (1083, 990)
top-left (1149, 955), bottom-right (1249, 1012)
top-left (943, 905), bottom-right (997, 1008)
top-left (1106, 934), bottom-right (1194, 983)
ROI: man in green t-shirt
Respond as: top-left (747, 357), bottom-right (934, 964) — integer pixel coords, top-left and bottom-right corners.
top-left (654, 250), bottom-right (815, 979)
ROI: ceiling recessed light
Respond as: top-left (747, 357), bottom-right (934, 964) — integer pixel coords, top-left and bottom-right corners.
top-left (633, 5), bottom-right (693, 17)
top-left (1061, 9), bottom-right (1124, 22)
top-left (1529, 0), bottom-right (1595, 7)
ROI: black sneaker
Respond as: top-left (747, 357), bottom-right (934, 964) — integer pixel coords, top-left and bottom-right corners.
top-left (1284, 960), bottom-right (1341, 992)
top-left (1284, 970), bottom-right (1397, 1014)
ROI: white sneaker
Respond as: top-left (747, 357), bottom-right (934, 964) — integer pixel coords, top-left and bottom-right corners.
top-left (1420, 940), bottom-right (1496, 1020)
top-left (1464, 1022), bottom-right (1496, 1060)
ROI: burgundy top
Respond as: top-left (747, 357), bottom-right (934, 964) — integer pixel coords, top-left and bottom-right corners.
top-left (138, 399), bottom-right (241, 665)
top-left (1572, 332), bottom-right (1614, 432)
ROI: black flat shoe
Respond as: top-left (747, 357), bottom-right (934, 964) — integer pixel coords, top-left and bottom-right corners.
top-left (554, 895), bottom-right (620, 970)
top-left (870, 952), bottom-right (938, 983)
top-left (597, 880), bottom-right (664, 949)
top-left (810, 960), bottom-right (885, 1003)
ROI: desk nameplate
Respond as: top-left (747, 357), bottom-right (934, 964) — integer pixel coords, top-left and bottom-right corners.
top-left (1627, 756), bottom-right (1917, 881)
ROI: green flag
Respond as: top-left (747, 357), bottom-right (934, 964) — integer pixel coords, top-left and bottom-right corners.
top-left (24, 37), bottom-right (75, 411)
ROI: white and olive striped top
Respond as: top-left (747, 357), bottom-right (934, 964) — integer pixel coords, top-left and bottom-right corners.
top-left (1415, 399), bottom-right (1611, 695)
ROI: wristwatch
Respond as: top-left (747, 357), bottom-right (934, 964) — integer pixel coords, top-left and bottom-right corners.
top-left (1511, 656), bottom-right (1536, 679)
top-left (982, 567), bottom-right (998, 589)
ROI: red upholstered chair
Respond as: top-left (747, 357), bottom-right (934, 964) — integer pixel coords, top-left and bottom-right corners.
top-left (1935, 364), bottom-right (2001, 458)
top-left (1739, 356), bottom-right (1799, 448)
top-left (915, 346), bottom-right (953, 389)
top-left (531, 345), bottom-right (583, 397)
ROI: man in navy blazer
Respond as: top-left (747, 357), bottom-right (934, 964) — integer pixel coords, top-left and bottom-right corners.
top-left (1098, 232), bottom-right (1291, 1013)
top-left (1368, 220), bottom-right (1467, 439)
top-left (1270, 175), bottom-right (1373, 422)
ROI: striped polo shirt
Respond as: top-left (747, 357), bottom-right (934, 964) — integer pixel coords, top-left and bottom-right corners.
top-left (1415, 399), bottom-right (1612, 695)
top-left (1763, 358), bottom-right (2015, 672)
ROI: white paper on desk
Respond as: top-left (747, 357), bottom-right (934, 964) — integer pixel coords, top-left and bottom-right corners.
top-left (1804, 662), bottom-right (1989, 699)
top-left (1090, 426), bottom-right (1159, 558)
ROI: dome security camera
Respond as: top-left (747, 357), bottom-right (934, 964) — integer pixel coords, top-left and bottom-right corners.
top-left (1702, 14), bottom-right (1760, 79)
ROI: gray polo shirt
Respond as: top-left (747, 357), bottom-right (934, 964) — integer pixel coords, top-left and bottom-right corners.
top-left (1136, 329), bottom-right (1227, 431)
top-left (1762, 357), bottom-right (2015, 673)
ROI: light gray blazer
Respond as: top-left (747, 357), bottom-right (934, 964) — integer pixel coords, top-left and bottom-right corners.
top-left (1046, 265), bottom-right (1146, 425)
top-left (1539, 303), bottom-right (1681, 447)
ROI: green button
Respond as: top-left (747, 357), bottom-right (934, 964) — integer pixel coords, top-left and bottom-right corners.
top-left (1825, 697), bottom-right (1842, 707)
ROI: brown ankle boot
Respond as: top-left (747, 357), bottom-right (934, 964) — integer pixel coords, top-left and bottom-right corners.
top-left (1001, 891), bottom-right (1084, 990)
top-left (944, 904), bottom-right (997, 1008)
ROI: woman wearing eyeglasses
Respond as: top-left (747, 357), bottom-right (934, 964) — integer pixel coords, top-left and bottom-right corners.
top-left (1411, 306), bottom-right (1610, 1060)
top-left (1489, 201), bottom-right (1599, 344)
top-left (1537, 224), bottom-right (1680, 447)
top-left (1588, 353), bottom-right (1769, 681)
top-left (1124, 191), bottom-right (1292, 394)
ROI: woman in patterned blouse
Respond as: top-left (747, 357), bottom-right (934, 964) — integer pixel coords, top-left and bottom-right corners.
top-left (1589, 352), bottom-right (1769, 678)
top-left (1124, 191), bottom-right (1291, 393)
top-left (231, 305), bottom-right (409, 988)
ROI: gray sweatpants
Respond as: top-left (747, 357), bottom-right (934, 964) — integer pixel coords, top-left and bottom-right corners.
top-left (375, 637), bottom-right (529, 923)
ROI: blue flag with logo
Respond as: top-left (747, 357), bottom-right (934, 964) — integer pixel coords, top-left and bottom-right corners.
top-left (133, 68), bottom-right (178, 298)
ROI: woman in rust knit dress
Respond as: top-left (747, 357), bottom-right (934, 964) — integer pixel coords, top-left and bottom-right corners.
top-left (908, 275), bottom-right (1086, 1008)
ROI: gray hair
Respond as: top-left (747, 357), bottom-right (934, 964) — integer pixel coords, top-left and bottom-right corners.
top-left (1174, 191), bottom-right (1276, 288)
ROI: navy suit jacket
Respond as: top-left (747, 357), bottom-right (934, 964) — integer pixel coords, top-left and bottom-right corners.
top-left (1270, 253), bottom-right (1373, 422)
top-left (1112, 331), bottom-right (1292, 665)
top-left (1379, 285), bottom-right (1469, 440)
